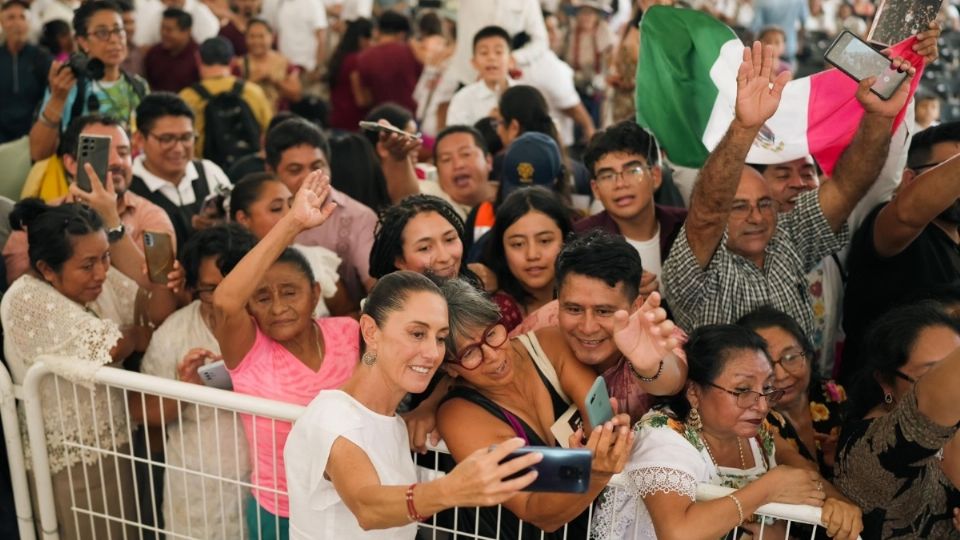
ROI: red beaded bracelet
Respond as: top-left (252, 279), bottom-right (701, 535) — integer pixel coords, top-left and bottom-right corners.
top-left (405, 483), bottom-right (425, 522)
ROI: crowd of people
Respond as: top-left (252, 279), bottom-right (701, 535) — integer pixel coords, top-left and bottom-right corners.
top-left (1, 0), bottom-right (960, 539)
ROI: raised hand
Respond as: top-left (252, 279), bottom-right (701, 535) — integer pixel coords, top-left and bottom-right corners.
top-left (613, 292), bottom-right (679, 375)
top-left (857, 57), bottom-right (916, 118)
top-left (735, 41), bottom-right (792, 130)
top-left (69, 163), bottom-right (121, 226)
top-left (289, 170), bottom-right (337, 230)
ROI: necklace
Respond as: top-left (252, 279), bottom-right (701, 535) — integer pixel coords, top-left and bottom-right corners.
top-left (703, 435), bottom-right (747, 470)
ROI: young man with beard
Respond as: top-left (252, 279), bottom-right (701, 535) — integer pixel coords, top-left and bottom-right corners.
top-left (842, 122), bottom-right (960, 381)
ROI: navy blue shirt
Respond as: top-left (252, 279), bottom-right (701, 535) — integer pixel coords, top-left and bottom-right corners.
top-left (0, 42), bottom-right (51, 143)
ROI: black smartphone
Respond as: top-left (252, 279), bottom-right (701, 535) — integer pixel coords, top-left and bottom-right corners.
top-left (76, 134), bottom-right (111, 192)
top-left (501, 446), bottom-right (592, 493)
top-left (824, 30), bottom-right (908, 100)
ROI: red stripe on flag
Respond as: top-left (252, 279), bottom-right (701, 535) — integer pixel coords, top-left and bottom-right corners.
top-left (807, 37), bottom-right (925, 176)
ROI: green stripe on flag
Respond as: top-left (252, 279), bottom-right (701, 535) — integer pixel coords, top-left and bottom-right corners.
top-left (636, 7), bottom-right (738, 168)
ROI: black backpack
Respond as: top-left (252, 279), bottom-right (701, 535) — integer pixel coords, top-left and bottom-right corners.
top-left (191, 80), bottom-right (261, 169)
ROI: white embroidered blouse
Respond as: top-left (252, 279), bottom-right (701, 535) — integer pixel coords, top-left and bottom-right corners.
top-left (1, 271), bottom-right (136, 473)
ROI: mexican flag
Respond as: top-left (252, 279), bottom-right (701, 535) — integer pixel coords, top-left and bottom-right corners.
top-left (636, 6), bottom-right (924, 176)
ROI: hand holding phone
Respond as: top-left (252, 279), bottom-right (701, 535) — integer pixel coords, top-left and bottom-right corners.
top-left (196, 360), bottom-right (232, 390)
top-left (76, 134), bottom-right (111, 192)
top-left (143, 231), bottom-right (175, 284)
top-left (584, 376), bottom-right (615, 430)
top-left (824, 30), bottom-right (909, 100)
top-left (358, 120), bottom-right (421, 139)
top-left (500, 446), bottom-right (592, 493)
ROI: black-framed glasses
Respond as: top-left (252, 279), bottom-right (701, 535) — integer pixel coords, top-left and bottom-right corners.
top-left (893, 370), bottom-right (916, 384)
top-left (449, 324), bottom-right (508, 370)
top-left (730, 198), bottom-right (778, 218)
top-left (771, 350), bottom-right (807, 373)
top-left (707, 382), bottom-right (785, 408)
top-left (88, 26), bottom-right (126, 41)
top-left (594, 163), bottom-right (652, 186)
top-left (147, 132), bottom-right (197, 148)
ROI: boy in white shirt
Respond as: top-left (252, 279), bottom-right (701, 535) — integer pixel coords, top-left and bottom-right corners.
top-left (445, 25), bottom-right (513, 128)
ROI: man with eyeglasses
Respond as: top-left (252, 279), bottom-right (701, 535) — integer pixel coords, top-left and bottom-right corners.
top-left (575, 120), bottom-right (687, 297)
top-left (662, 42), bottom-right (916, 340)
top-left (129, 92), bottom-right (231, 250)
top-left (841, 121), bottom-right (960, 383)
top-left (28, 0), bottom-right (148, 161)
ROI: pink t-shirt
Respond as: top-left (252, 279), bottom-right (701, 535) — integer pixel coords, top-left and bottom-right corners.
top-left (228, 316), bottom-right (359, 516)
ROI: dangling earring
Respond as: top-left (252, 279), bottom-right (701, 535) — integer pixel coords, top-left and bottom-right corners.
top-left (687, 407), bottom-right (703, 431)
top-left (361, 351), bottom-right (377, 366)
top-left (884, 392), bottom-right (893, 404)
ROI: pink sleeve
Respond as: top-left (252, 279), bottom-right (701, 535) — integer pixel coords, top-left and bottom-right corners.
top-left (3, 231), bottom-right (30, 286)
top-left (226, 319), bottom-right (269, 377)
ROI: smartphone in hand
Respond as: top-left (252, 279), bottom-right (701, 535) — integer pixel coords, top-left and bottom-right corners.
top-left (824, 30), bottom-right (908, 100)
top-left (358, 120), bottom-right (421, 139)
top-left (585, 376), bottom-right (615, 430)
top-left (500, 446), bottom-right (592, 493)
top-left (143, 231), bottom-right (174, 284)
top-left (76, 134), bottom-right (111, 192)
top-left (197, 360), bottom-right (232, 390)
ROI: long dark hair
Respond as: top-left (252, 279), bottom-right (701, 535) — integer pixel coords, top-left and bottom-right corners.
top-left (10, 198), bottom-right (104, 274)
top-left (483, 187), bottom-right (573, 306)
top-left (666, 324), bottom-right (771, 419)
top-left (369, 195), bottom-right (480, 287)
top-left (329, 133), bottom-right (391, 211)
top-left (846, 302), bottom-right (960, 420)
top-left (327, 17), bottom-right (373, 87)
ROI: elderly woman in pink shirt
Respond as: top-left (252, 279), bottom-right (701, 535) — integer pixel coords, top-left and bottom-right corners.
top-left (212, 171), bottom-right (357, 539)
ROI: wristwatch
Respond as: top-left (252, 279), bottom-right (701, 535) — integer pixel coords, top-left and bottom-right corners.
top-left (106, 223), bottom-right (125, 243)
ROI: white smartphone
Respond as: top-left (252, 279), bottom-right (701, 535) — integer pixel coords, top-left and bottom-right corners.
top-left (197, 360), bottom-right (232, 390)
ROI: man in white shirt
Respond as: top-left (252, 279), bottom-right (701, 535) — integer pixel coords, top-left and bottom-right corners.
top-left (446, 26), bottom-right (513, 128)
top-left (129, 93), bottom-right (231, 250)
top-left (134, 0), bottom-right (219, 47)
top-left (266, 0), bottom-right (328, 73)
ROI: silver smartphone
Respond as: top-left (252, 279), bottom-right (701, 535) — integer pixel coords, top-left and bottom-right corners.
top-left (76, 134), bottom-right (111, 192)
top-left (358, 120), bottom-right (421, 139)
top-left (197, 360), bottom-right (232, 390)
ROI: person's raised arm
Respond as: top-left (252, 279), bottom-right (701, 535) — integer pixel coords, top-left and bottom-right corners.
top-left (872, 152), bottom-right (960, 257)
top-left (325, 436), bottom-right (540, 530)
top-left (685, 42), bottom-right (790, 269)
top-left (29, 61), bottom-right (75, 161)
top-left (211, 171), bottom-right (337, 368)
top-left (613, 291), bottom-right (686, 396)
top-left (817, 58), bottom-right (916, 233)
top-left (375, 122), bottom-right (422, 203)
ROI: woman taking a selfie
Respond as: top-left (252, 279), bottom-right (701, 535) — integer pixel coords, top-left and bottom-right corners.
top-left (284, 271), bottom-right (544, 539)
top-left (436, 277), bottom-right (677, 539)
top-left (212, 171), bottom-right (360, 538)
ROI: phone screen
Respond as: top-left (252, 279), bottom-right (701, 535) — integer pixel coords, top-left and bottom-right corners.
top-left (826, 32), bottom-right (890, 81)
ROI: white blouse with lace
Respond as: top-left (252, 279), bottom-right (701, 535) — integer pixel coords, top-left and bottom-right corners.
top-left (592, 409), bottom-right (776, 539)
top-left (1, 271), bottom-right (136, 473)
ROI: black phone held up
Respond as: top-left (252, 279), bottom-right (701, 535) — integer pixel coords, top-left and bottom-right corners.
top-left (824, 30), bottom-right (908, 100)
top-left (76, 134), bottom-right (111, 192)
top-left (501, 447), bottom-right (592, 493)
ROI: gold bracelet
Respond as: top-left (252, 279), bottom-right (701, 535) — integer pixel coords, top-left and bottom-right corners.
top-left (727, 493), bottom-right (745, 526)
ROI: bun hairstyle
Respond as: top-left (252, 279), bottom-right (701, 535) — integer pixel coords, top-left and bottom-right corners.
top-left (10, 198), bottom-right (104, 273)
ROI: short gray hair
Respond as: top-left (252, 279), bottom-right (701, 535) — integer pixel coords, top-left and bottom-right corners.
top-left (440, 278), bottom-right (500, 352)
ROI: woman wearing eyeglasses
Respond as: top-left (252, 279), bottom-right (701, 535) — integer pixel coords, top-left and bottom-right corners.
top-left (738, 306), bottom-right (847, 480)
top-left (593, 324), bottom-right (862, 540)
top-left (435, 277), bottom-right (677, 539)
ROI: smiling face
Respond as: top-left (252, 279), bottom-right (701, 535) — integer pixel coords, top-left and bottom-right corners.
top-left (38, 231), bottom-right (111, 305)
top-left (755, 325), bottom-right (812, 409)
top-left (435, 132), bottom-right (492, 208)
top-left (760, 157), bottom-right (819, 212)
top-left (245, 20), bottom-right (272, 56)
top-left (448, 322), bottom-right (516, 387)
top-left (235, 181), bottom-right (293, 240)
top-left (557, 273), bottom-right (634, 371)
top-left (590, 151), bottom-right (660, 224)
top-left (690, 348), bottom-right (775, 439)
top-left (362, 291), bottom-right (450, 394)
top-left (247, 261), bottom-right (320, 342)
top-left (395, 211), bottom-right (463, 279)
top-left (503, 210), bottom-right (563, 295)
top-left (725, 168), bottom-right (777, 267)
top-left (136, 115), bottom-right (196, 182)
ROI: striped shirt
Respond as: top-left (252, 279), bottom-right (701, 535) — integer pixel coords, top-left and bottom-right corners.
top-left (228, 317), bottom-right (359, 517)
top-left (662, 190), bottom-right (847, 336)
